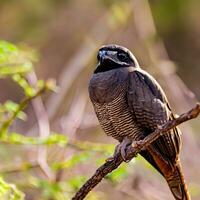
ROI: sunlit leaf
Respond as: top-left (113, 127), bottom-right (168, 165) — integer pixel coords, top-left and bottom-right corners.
top-left (73, 140), bottom-right (115, 155)
top-left (3, 101), bottom-right (27, 121)
top-left (28, 177), bottom-right (69, 200)
top-left (52, 152), bottom-right (92, 171)
top-left (0, 41), bottom-right (33, 78)
top-left (0, 41), bottom-right (18, 64)
top-left (12, 74), bottom-right (36, 97)
top-left (44, 134), bottom-right (68, 146)
top-left (37, 79), bottom-right (45, 88)
top-left (67, 176), bottom-right (87, 190)
top-left (0, 176), bottom-right (24, 200)
top-left (0, 63), bottom-right (32, 78)
top-left (1, 132), bottom-right (68, 146)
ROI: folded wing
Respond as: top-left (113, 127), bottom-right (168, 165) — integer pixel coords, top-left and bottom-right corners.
top-left (127, 69), bottom-right (181, 167)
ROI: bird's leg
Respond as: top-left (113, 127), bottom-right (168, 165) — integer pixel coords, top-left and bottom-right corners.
top-left (114, 137), bottom-right (132, 162)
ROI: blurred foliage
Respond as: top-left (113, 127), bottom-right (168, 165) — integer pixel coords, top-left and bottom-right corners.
top-left (29, 177), bottom-right (69, 200)
top-left (0, 40), bottom-right (53, 199)
top-left (0, 0), bottom-right (200, 199)
top-left (51, 152), bottom-right (91, 171)
top-left (0, 41), bottom-right (55, 137)
top-left (106, 163), bottom-right (128, 184)
top-left (189, 183), bottom-right (200, 198)
top-left (150, 0), bottom-right (190, 33)
top-left (0, 41), bottom-right (32, 77)
top-left (0, 177), bottom-right (24, 200)
top-left (1, 132), bottom-right (68, 145)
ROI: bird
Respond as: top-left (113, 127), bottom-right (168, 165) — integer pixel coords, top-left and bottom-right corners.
top-left (88, 44), bottom-right (190, 200)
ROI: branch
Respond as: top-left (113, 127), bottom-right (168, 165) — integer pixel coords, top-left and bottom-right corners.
top-left (72, 103), bottom-right (200, 200)
top-left (0, 80), bottom-right (52, 137)
top-left (0, 162), bottom-right (39, 174)
top-left (27, 73), bottom-right (54, 179)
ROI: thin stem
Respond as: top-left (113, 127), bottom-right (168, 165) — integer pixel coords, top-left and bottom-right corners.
top-left (0, 86), bottom-right (47, 137)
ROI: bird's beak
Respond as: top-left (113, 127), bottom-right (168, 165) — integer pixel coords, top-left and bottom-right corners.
top-left (98, 50), bottom-right (117, 65)
top-left (98, 50), bottom-right (108, 63)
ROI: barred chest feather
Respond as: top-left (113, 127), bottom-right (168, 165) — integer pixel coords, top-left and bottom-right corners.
top-left (88, 68), bottom-right (143, 142)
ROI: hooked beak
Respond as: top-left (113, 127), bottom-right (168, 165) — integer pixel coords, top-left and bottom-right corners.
top-left (98, 50), bottom-right (107, 63)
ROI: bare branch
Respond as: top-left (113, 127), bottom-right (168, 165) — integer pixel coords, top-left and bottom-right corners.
top-left (27, 72), bottom-right (54, 179)
top-left (72, 103), bottom-right (200, 200)
top-left (0, 162), bottom-right (39, 174)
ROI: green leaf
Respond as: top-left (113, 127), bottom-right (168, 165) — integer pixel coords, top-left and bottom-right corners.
top-left (1, 132), bottom-right (68, 146)
top-left (73, 140), bottom-right (115, 155)
top-left (37, 79), bottom-right (45, 88)
top-left (0, 41), bottom-right (33, 78)
top-left (12, 74), bottom-right (36, 97)
top-left (43, 134), bottom-right (68, 146)
top-left (28, 177), bottom-right (69, 200)
top-left (0, 176), bottom-right (24, 200)
top-left (0, 41), bottom-right (18, 64)
top-left (4, 101), bottom-right (18, 112)
top-left (52, 152), bottom-right (92, 171)
top-left (67, 176), bottom-right (87, 190)
top-left (0, 63), bottom-right (32, 77)
top-left (3, 101), bottom-right (27, 121)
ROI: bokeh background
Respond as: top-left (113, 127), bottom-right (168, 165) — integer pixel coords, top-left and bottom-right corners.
top-left (0, 0), bottom-right (200, 199)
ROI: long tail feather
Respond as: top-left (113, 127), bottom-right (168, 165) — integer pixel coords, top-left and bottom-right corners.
top-left (166, 162), bottom-right (190, 200)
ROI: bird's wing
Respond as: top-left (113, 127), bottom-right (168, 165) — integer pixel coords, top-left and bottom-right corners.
top-left (127, 69), bottom-right (181, 166)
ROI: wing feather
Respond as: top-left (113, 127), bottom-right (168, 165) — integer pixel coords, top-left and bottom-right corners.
top-left (127, 69), bottom-right (181, 165)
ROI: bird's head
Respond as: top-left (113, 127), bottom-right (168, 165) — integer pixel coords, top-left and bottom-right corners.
top-left (94, 44), bottom-right (139, 73)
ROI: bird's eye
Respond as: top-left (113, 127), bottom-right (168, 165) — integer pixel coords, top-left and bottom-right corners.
top-left (117, 53), bottom-right (127, 61)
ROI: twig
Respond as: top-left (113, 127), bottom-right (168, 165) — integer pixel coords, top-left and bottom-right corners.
top-left (0, 162), bottom-right (39, 174)
top-left (72, 103), bottom-right (200, 200)
top-left (27, 72), bottom-right (54, 179)
top-left (60, 89), bottom-right (87, 139)
top-left (0, 85), bottom-right (48, 137)
top-left (53, 89), bottom-right (87, 182)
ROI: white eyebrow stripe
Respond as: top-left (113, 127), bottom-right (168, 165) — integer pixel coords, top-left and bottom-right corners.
top-left (106, 50), bottom-right (117, 56)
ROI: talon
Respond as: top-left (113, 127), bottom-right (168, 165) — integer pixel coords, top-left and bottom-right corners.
top-left (114, 137), bottom-right (132, 162)
top-left (121, 146), bottom-right (127, 161)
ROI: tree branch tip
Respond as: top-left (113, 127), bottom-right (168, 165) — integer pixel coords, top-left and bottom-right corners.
top-left (196, 102), bottom-right (200, 109)
top-left (189, 103), bottom-right (200, 118)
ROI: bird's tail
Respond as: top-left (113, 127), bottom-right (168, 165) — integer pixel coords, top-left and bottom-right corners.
top-left (165, 161), bottom-right (190, 200)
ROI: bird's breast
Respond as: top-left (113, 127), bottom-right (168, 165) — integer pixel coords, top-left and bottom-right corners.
top-left (88, 68), bottom-right (129, 103)
top-left (88, 68), bottom-right (143, 141)
top-left (92, 88), bottom-right (143, 141)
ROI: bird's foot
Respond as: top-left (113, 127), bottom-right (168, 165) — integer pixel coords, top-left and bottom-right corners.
top-left (114, 137), bottom-right (132, 162)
